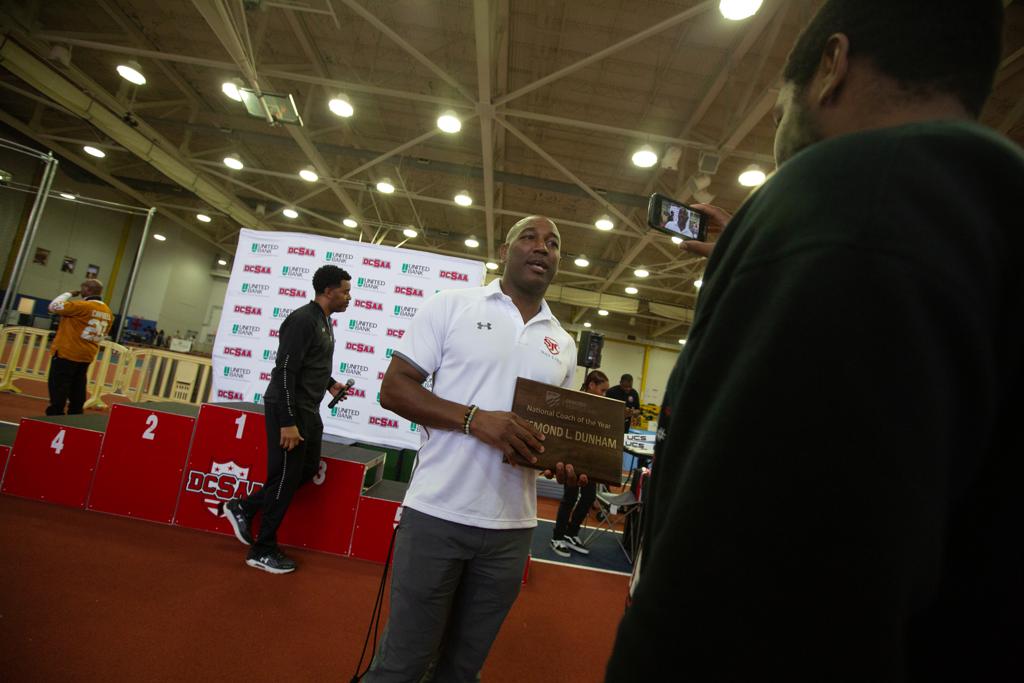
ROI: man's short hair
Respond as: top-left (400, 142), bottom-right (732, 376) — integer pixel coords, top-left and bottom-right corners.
top-left (312, 265), bottom-right (351, 295)
top-left (783, 0), bottom-right (1003, 117)
top-left (504, 215), bottom-right (560, 245)
top-left (621, 374), bottom-right (633, 383)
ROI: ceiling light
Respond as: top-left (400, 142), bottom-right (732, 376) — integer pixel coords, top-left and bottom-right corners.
top-left (217, 258), bottom-right (227, 266)
top-left (83, 145), bottom-right (105, 158)
top-left (376, 178), bottom-right (395, 194)
top-left (282, 208), bottom-right (299, 219)
top-left (328, 94), bottom-right (354, 118)
top-left (299, 167), bottom-right (319, 182)
top-left (631, 145), bottom-right (658, 168)
top-left (598, 309), bottom-right (609, 316)
top-left (671, 236), bottom-right (683, 245)
top-left (594, 215), bottom-right (614, 231)
top-left (719, 0), bottom-right (763, 21)
top-left (738, 164), bottom-right (767, 187)
top-left (574, 255), bottom-right (590, 268)
top-left (153, 233), bottom-right (166, 241)
top-left (59, 192), bottom-right (76, 200)
top-left (454, 191), bottom-right (472, 207)
top-left (583, 322), bottom-right (592, 328)
top-left (342, 217), bottom-right (358, 228)
top-left (223, 154), bottom-right (243, 170)
top-left (221, 80), bottom-right (242, 102)
top-left (694, 278), bottom-right (703, 289)
top-left (402, 227), bottom-right (418, 238)
top-left (464, 236), bottom-right (480, 248)
top-left (116, 60), bottom-right (146, 85)
top-left (634, 268), bottom-right (650, 278)
top-left (437, 110), bottom-right (462, 134)
top-left (196, 213), bottom-right (211, 223)
top-left (679, 338), bottom-right (687, 345)
top-left (625, 286), bottom-right (638, 294)
top-left (485, 261), bottom-right (498, 271)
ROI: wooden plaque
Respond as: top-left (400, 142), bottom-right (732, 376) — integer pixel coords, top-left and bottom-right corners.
top-left (511, 377), bottom-right (625, 486)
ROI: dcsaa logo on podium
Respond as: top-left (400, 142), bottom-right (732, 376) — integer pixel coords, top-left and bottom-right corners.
top-left (184, 460), bottom-right (263, 516)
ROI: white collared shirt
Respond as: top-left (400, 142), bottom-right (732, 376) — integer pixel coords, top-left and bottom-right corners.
top-left (394, 278), bottom-right (577, 529)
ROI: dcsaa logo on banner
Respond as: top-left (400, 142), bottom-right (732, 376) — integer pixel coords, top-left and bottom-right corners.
top-left (213, 228), bottom-right (483, 450)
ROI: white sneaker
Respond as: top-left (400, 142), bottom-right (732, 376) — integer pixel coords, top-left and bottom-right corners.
top-left (550, 539), bottom-right (571, 558)
top-left (564, 535), bottom-right (590, 555)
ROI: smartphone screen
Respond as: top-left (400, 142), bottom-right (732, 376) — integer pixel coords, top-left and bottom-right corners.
top-left (647, 193), bottom-right (708, 242)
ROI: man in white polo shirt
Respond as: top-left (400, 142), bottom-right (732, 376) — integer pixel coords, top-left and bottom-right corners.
top-left (365, 216), bottom-right (580, 682)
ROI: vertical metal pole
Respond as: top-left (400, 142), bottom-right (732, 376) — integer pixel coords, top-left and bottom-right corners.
top-left (0, 153), bottom-right (58, 324)
top-left (115, 207), bottom-right (156, 343)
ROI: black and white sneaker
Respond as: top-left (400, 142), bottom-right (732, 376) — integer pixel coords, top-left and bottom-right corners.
top-left (564, 535), bottom-right (590, 555)
top-left (223, 498), bottom-right (253, 546)
top-left (550, 538), bottom-right (571, 558)
top-left (246, 549), bottom-right (297, 574)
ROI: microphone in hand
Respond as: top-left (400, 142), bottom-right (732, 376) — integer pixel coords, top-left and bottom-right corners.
top-left (328, 378), bottom-right (356, 409)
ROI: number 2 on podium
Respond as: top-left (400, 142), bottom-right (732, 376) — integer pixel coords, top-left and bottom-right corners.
top-left (234, 413), bottom-right (246, 439)
top-left (142, 414), bottom-right (158, 441)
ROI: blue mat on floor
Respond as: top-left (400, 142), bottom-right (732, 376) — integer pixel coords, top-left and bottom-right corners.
top-left (530, 519), bottom-right (632, 574)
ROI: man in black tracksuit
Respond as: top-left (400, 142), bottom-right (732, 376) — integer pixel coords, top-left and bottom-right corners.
top-left (224, 265), bottom-right (352, 574)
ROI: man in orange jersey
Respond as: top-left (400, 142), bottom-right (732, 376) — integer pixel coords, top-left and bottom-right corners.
top-left (46, 278), bottom-right (113, 415)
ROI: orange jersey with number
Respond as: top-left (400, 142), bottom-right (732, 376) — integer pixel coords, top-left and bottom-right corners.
top-left (50, 298), bottom-right (114, 362)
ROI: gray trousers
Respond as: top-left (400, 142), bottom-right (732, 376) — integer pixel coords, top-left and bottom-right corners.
top-left (364, 507), bottom-right (533, 683)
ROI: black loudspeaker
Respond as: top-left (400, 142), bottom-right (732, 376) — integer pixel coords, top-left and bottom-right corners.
top-left (577, 331), bottom-right (604, 368)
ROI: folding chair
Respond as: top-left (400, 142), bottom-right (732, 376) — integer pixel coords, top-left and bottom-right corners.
top-left (583, 484), bottom-right (641, 563)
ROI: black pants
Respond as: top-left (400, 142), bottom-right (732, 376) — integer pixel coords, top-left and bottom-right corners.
top-left (46, 354), bottom-right (90, 415)
top-left (238, 401), bottom-right (323, 555)
top-left (553, 480), bottom-right (597, 540)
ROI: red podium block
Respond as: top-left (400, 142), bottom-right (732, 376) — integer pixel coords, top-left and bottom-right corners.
top-left (277, 444), bottom-right (386, 555)
top-left (173, 402), bottom-right (267, 536)
top-left (2, 414), bottom-right (108, 508)
top-left (349, 480), bottom-right (407, 563)
top-left (88, 402), bottom-right (200, 524)
top-left (0, 421), bottom-right (17, 483)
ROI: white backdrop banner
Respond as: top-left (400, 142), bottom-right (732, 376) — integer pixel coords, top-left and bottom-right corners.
top-left (212, 228), bottom-right (484, 450)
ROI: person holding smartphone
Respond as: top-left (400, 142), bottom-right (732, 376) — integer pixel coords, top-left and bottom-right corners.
top-left (608, 1), bottom-right (1022, 680)
top-left (550, 369), bottom-right (610, 558)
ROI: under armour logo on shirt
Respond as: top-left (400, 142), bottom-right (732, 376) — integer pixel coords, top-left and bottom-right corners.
top-left (477, 322), bottom-right (492, 330)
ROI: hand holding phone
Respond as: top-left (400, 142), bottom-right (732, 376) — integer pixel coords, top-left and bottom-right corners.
top-left (647, 193), bottom-right (709, 242)
top-left (682, 203), bottom-right (732, 258)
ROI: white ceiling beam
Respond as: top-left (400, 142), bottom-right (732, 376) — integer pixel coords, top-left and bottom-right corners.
top-left (683, 3), bottom-right (780, 136)
top-left (188, 0), bottom-right (370, 238)
top-left (591, 6), bottom-right (782, 283)
top-left (31, 34), bottom-right (473, 110)
top-left (339, 128), bottom-right (450, 181)
top-left (337, 0), bottom-right (476, 103)
top-left (501, 108), bottom-right (773, 164)
top-left (473, 0), bottom-right (497, 257)
top-left (0, 34), bottom-right (270, 229)
top-left (199, 164), bottom-right (353, 233)
top-left (494, 0), bottom-right (713, 107)
top-left (494, 116), bottom-right (680, 277)
top-left (0, 109), bottom-right (224, 248)
top-left (94, 0), bottom-right (202, 107)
